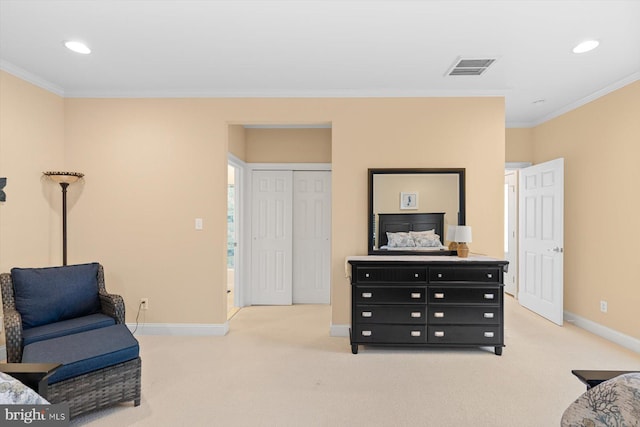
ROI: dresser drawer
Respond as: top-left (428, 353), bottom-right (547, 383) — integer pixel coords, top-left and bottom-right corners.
top-left (354, 325), bottom-right (426, 343)
top-left (428, 286), bottom-right (501, 304)
top-left (428, 306), bottom-right (501, 325)
top-left (356, 267), bottom-right (427, 283)
top-left (356, 305), bottom-right (426, 324)
top-left (428, 325), bottom-right (502, 344)
top-left (355, 286), bottom-right (426, 304)
top-left (430, 267), bottom-right (500, 283)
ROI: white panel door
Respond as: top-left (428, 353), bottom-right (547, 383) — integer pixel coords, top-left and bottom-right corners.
top-left (251, 170), bottom-right (293, 305)
top-left (293, 171), bottom-right (331, 304)
top-left (518, 158), bottom-right (564, 325)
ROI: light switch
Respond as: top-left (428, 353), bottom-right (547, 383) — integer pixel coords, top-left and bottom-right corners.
top-left (195, 218), bottom-right (203, 230)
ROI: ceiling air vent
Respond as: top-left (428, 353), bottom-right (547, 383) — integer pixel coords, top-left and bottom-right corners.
top-left (446, 58), bottom-right (496, 76)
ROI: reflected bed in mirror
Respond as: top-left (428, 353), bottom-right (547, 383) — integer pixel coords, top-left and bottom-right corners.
top-left (368, 168), bottom-right (465, 255)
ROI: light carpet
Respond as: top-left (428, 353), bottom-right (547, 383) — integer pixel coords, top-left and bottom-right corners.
top-left (71, 296), bottom-right (640, 426)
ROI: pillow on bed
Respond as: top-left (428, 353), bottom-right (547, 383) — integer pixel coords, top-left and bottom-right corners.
top-left (386, 232), bottom-right (416, 248)
top-left (409, 230), bottom-right (435, 238)
top-left (412, 233), bottom-right (442, 248)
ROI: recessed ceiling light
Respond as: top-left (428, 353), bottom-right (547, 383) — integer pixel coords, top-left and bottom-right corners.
top-left (572, 40), bottom-right (599, 54)
top-left (64, 41), bottom-right (91, 54)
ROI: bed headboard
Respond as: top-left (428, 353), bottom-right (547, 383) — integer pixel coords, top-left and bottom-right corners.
top-left (377, 212), bottom-right (445, 247)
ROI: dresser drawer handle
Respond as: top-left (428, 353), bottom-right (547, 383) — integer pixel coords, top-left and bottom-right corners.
top-left (484, 293), bottom-right (495, 300)
top-left (483, 312), bottom-right (494, 319)
top-left (487, 273), bottom-right (493, 279)
top-left (484, 332), bottom-right (495, 338)
top-left (362, 330), bottom-right (372, 337)
top-left (361, 311), bottom-right (372, 318)
top-left (411, 292), bottom-right (422, 299)
top-left (434, 312), bottom-right (444, 318)
top-left (434, 331), bottom-right (445, 338)
top-left (437, 273), bottom-right (443, 278)
top-left (434, 292), bottom-right (445, 299)
top-left (411, 331), bottom-right (421, 337)
top-left (362, 292), bottom-right (372, 298)
top-left (365, 273), bottom-right (370, 278)
top-left (411, 312), bottom-right (422, 318)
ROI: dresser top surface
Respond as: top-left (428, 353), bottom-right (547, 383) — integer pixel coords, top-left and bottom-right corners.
top-left (347, 254), bottom-right (508, 265)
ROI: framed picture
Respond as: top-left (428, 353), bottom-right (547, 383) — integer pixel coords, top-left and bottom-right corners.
top-left (400, 192), bottom-right (418, 210)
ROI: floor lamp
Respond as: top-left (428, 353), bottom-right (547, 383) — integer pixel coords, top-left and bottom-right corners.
top-left (43, 171), bottom-right (84, 266)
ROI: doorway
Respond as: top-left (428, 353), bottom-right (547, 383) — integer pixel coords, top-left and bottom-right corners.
top-left (504, 163), bottom-right (532, 297)
top-left (227, 160), bottom-right (243, 319)
top-left (505, 160), bottom-right (565, 325)
top-left (504, 170), bottom-right (518, 296)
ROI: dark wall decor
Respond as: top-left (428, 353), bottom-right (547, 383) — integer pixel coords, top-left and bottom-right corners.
top-left (0, 177), bottom-right (6, 202)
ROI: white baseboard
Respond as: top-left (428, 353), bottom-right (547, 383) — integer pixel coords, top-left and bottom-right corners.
top-left (4, 317), bottom-right (636, 358)
top-left (126, 322), bottom-right (229, 336)
top-left (330, 324), bottom-right (350, 337)
top-left (564, 311), bottom-right (640, 354)
top-left (1, 324), bottom-right (228, 360)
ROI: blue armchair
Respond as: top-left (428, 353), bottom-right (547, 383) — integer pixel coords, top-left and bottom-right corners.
top-left (1, 263), bottom-right (141, 418)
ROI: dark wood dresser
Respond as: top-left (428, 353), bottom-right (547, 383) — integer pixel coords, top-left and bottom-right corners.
top-left (348, 256), bottom-right (509, 355)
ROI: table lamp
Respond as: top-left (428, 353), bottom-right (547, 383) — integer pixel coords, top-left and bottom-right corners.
top-left (446, 225), bottom-right (458, 251)
top-left (455, 225), bottom-right (472, 258)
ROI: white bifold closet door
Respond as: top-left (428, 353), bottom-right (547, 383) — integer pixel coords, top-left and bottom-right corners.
top-left (292, 171), bottom-right (331, 304)
top-left (251, 170), bottom-right (331, 305)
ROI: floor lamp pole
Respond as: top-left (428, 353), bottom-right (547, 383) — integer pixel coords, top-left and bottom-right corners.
top-left (60, 182), bottom-right (69, 266)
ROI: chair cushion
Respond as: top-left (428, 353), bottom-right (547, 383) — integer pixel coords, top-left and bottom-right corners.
top-left (11, 263), bottom-right (101, 329)
top-left (22, 313), bottom-right (116, 346)
top-left (21, 324), bottom-right (139, 384)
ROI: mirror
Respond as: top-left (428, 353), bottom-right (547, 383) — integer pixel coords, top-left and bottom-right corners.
top-left (368, 168), bottom-right (465, 255)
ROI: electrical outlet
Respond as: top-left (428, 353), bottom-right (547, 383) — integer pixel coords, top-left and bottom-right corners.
top-left (600, 300), bottom-right (607, 313)
top-left (140, 298), bottom-right (149, 310)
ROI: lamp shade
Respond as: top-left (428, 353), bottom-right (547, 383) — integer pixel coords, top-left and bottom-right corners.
top-left (43, 171), bottom-right (84, 184)
top-left (455, 225), bottom-right (472, 243)
top-left (446, 225), bottom-right (457, 242)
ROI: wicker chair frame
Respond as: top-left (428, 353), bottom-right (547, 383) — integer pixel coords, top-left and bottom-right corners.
top-left (0, 264), bottom-right (140, 418)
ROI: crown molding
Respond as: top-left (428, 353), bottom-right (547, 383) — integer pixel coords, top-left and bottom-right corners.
top-left (528, 71), bottom-right (640, 128)
top-left (0, 60), bottom-right (64, 96)
top-left (61, 88), bottom-right (508, 99)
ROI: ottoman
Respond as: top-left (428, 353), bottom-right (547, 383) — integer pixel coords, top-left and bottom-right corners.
top-left (21, 324), bottom-right (141, 418)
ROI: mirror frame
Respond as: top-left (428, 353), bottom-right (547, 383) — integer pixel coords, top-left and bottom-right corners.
top-left (368, 168), bottom-right (466, 255)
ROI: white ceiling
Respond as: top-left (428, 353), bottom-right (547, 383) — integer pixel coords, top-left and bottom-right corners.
top-left (1, 0), bottom-right (639, 127)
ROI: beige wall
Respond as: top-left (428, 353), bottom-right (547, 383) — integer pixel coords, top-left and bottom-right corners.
top-left (245, 128), bottom-right (331, 163)
top-left (531, 81), bottom-right (640, 339)
top-left (0, 76), bottom-right (506, 330)
top-left (505, 128), bottom-right (534, 163)
top-left (0, 71), bottom-right (65, 271)
top-left (227, 125), bottom-right (246, 161)
top-left (0, 72), bottom-right (66, 346)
